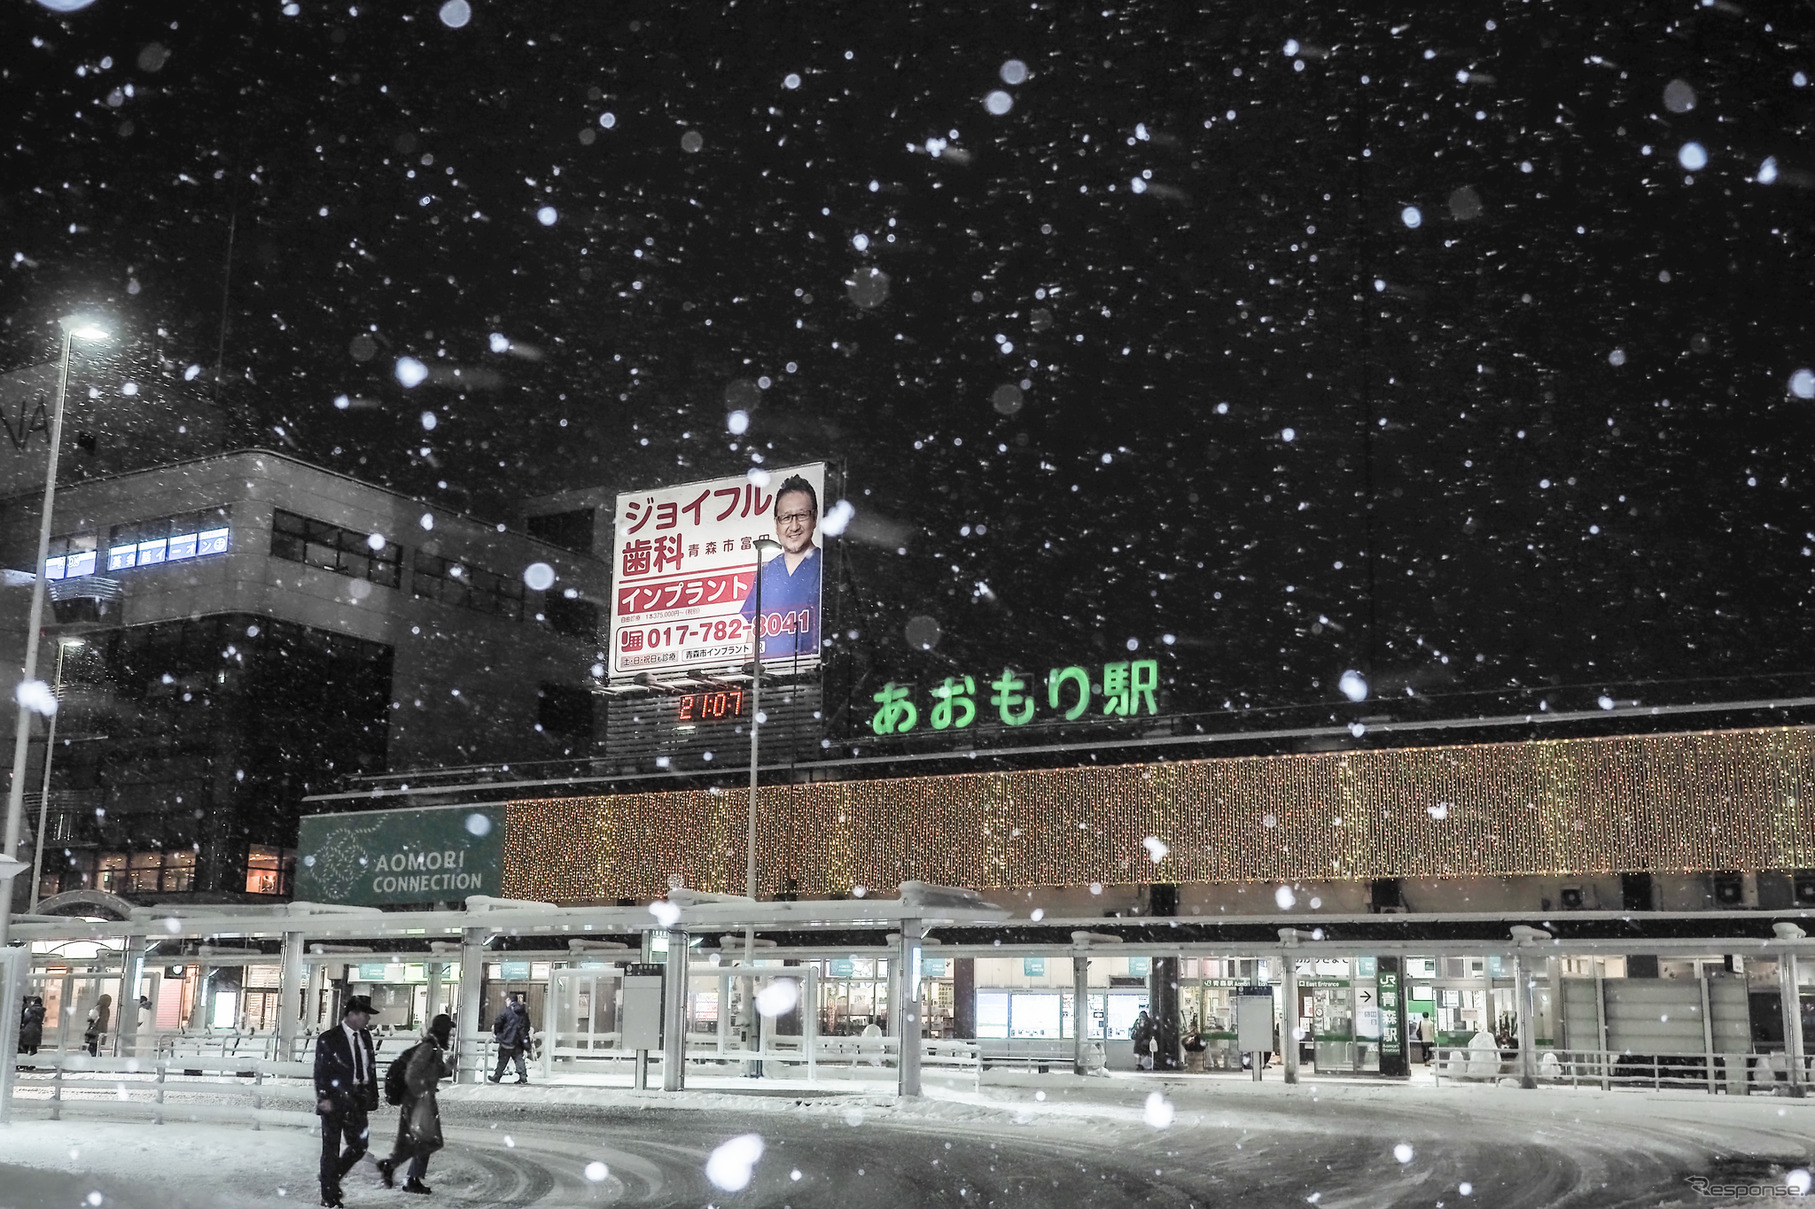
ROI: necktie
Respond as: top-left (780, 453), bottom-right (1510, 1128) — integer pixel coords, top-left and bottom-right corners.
top-left (350, 1028), bottom-right (363, 1084)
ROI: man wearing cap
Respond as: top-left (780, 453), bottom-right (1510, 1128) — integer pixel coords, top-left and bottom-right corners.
top-left (315, 995), bottom-right (381, 1208)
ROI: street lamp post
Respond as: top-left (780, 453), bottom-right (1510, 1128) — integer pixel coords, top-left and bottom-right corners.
top-left (744, 535), bottom-right (780, 1075)
top-left (28, 637), bottom-right (83, 911)
top-left (1, 316), bottom-right (108, 950)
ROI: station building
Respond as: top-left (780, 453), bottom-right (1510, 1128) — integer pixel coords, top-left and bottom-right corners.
top-left (254, 717), bottom-right (1815, 1074)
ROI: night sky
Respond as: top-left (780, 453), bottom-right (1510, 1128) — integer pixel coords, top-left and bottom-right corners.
top-left (3, 0), bottom-right (1813, 732)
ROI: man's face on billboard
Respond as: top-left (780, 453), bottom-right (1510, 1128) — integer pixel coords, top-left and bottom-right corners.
top-left (775, 489), bottom-right (817, 555)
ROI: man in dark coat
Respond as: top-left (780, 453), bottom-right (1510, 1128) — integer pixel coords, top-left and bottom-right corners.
top-left (487, 995), bottom-right (531, 1084)
top-left (314, 995), bottom-right (381, 1208)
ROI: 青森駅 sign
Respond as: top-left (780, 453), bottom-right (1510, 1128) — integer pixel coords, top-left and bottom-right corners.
top-left (610, 463), bottom-right (827, 679)
top-left (295, 804), bottom-right (504, 907)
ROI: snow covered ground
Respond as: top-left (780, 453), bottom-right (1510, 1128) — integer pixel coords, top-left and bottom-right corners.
top-left (4, 1072), bottom-right (1812, 1207)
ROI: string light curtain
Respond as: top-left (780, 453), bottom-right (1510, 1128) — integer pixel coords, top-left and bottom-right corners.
top-left (502, 726), bottom-right (1815, 902)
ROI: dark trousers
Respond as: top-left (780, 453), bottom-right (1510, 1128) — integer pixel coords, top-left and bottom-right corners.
top-left (320, 1107), bottom-right (370, 1195)
top-left (492, 1045), bottom-right (527, 1081)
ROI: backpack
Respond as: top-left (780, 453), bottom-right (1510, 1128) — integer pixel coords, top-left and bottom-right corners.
top-left (384, 1043), bottom-right (419, 1107)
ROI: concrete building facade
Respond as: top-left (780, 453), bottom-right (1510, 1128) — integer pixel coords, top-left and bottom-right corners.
top-left (1, 449), bottom-right (609, 904)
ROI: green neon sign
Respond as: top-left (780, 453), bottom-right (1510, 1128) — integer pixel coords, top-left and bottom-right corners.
top-left (871, 660), bottom-right (1160, 735)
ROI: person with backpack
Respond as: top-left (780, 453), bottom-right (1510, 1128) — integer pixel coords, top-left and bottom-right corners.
top-left (487, 995), bottom-right (531, 1085)
top-left (378, 1014), bottom-right (452, 1195)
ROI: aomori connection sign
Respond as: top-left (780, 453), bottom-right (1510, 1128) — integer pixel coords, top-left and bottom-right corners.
top-left (609, 463), bottom-right (826, 680)
top-left (295, 804), bottom-right (504, 907)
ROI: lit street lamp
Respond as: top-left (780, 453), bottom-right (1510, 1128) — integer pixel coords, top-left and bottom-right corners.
top-left (28, 636), bottom-right (84, 911)
top-left (0, 315), bottom-right (110, 948)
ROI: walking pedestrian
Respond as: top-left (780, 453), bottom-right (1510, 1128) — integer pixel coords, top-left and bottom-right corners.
top-left (378, 1014), bottom-right (451, 1196)
top-left (487, 994), bottom-right (531, 1084)
top-left (314, 994), bottom-right (381, 1208)
top-left (83, 993), bottom-right (111, 1057)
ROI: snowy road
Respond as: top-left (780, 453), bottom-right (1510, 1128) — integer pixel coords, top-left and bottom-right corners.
top-left (4, 1076), bottom-right (1811, 1207)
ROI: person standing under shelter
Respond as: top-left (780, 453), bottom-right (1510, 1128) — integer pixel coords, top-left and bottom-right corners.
top-left (83, 993), bottom-right (111, 1057)
top-left (314, 994), bottom-right (381, 1208)
top-left (488, 993), bottom-right (531, 1084)
top-left (1130, 1010), bottom-right (1156, 1071)
top-left (18, 995), bottom-right (45, 1064)
top-left (379, 1014), bottom-right (452, 1195)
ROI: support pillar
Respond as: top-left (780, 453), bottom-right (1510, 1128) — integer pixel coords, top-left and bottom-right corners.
top-left (1479, 954), bottom-right (1495, 1041)
top-left (458, 927), bottom-right (484, 1083)
top-left (1150, 957), bottom-right (1181, 1071)
top-left (119, 934), bottom-right (147, 1059)
top-left (896, 924), bottom-right (923, 1097)
top-left (1072, 955), bottom-right (1090, 1075)
top-left (662, 929), bottom-right (689, 1092)
top-left (952, 957), bottom-right (976, 1040)
top-left (1282, 954), bottom-right (1300, 1084)
top-left (1512, 952), bottom-right (1536, 1089)
top-left (1782, 951), bottom-right (1806, 1097)
top-left (277, 931), bottom-right (305, 1061)
top-left (804, 963), bottom-right (820, 1082)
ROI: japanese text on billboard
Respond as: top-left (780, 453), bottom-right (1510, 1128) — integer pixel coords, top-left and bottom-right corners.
top-left (610, 463), bottom-right (826, 679)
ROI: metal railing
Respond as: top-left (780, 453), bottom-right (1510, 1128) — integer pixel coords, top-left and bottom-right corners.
top-left (1433, 1046), bottom-right (1812, 1094)
top-left (9, 1052), bottom-right (317, 1127)
top-left (452, 1029), bottom-right (982, 1085)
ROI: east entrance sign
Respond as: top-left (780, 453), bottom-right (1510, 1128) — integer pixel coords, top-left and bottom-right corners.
top-left (295, 804), bottom-right (504, 907)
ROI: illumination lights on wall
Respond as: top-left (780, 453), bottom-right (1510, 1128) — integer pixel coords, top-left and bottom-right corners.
top-left (501, 725), bottom-right (1815, 902)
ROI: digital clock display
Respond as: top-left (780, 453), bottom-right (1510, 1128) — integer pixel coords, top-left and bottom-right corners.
top-left (676, 689), bottom-right (746, 723)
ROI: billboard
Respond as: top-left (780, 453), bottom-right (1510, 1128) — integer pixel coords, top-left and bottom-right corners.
top-left (294, 804), bottom-right (504, 907)
top-left (610, 463), bottom-right (826, 680)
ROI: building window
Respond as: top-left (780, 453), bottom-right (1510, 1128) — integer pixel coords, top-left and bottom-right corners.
top-left (127, 851), bottom-right (165, 893)
top-left (245, 845), bottom-right (293, 896)
top-left (544, 592), bottom-right (599, 639)
top-left (44, 533), bottom-right (99, 580)
top-left (413, 551), bottom-right (524, 619)
top-left (270, 509), bottom-right (401, 587)
top-left (95, 850), bottom-right (129, 895)
top-left (102, 508), bottom-right (231, 574)
top-left (161, 850), bottom-right (196, 893)
top-left (526, 508), bottom-right (596, 554)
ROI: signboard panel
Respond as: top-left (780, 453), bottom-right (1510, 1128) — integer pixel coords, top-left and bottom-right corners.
top-left (609, 463), bottom-right (827, 679)
top-left (295, 804), bottom-right (504, 907)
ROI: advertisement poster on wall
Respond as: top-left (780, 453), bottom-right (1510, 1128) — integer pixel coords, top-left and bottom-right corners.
top-left (609, 463), bottom-right (827, 679)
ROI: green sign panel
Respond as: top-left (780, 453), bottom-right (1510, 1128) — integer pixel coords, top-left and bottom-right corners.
top-left (922, 957), bottom-right (948, 978)
top-left (500, 961), bottom-right (532, 981)
top-left (1379, 969), bottom-right (1402, 1057)
top-left (1128, 956), bottom-right (1151, 977)
top-left (1023, 957), bottom-right (1046, 978)
top-left (295, 804), bottom-right (505, 907)
top-left (870, 659), bottom-right (1162, 734)
top-left (830, 959), bottom-right (855, 978)
top-left (357, 962), bottom-right (390, 982)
